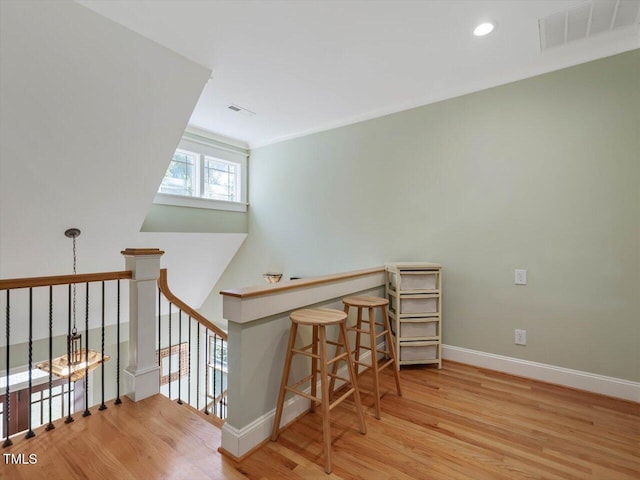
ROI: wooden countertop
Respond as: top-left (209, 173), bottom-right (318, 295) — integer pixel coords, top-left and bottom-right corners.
top-left (220, 266), bottom-right (385, 299)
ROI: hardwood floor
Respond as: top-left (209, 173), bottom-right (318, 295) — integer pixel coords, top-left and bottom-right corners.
top-left (1, 361), bottom-right (638, 479)
top-left (0, 395), bottom-right (242, 480)
top-left (237, 361), bottom-right (639, 479)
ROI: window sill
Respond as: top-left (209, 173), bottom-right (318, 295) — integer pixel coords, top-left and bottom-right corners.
top-left (153, 193), bottom-right (248, 212)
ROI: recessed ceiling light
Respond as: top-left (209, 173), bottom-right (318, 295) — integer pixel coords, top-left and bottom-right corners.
top-left (474, 21), bottom-right (496, 37)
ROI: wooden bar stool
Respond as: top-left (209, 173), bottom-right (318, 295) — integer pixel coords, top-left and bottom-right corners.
top-left (270, 307), bottom-right (367, 474)
top-left (333, 295), bottom-right (402, 419)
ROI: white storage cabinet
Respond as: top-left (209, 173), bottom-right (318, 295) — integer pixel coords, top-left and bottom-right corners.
top-left (386, 262), bottom-right (442, 368)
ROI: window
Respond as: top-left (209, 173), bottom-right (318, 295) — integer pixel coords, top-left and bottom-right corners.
top-left (207, 334), bottom-right (227, 417)
top-left (159, 149), bottom-right (197, 197)
top-left (208, 334), bottom-right (228, 371)
top-left (1, 375), bottom-right (74, 438)
top-left (155, 133), bottom-right (248, 212)
top-left (203, 157), bottom-right (239, 202)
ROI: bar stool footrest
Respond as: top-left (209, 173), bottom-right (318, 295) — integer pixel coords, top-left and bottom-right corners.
top-left (353, 360), bottom-right (373, 369)
top-left (286, 373), bottom-right (315, 391)
top-left (348, 327), bottom-right (372, 334)
top-left (327, 372), bottom-right (350, 385)
top-left (328, 388), bottom-right (356, 411)
top-left (327, 352), bottom-right (348, 365)
top-left (284, 386), bottom-right (320, 404)
top-left (379, 358), bottom-right (395, 371)
top-left (292, 348), bottom-right (320, 359)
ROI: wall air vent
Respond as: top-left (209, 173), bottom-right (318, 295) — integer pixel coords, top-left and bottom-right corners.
top-left (227, 104), bottom-right (256, 116)
top-left (539, 0), bottom-right (640, 50)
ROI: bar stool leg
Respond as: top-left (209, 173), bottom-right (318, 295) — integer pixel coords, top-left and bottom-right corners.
top-left (271, 322), bottom-right (298, 441)
top-left (328, 310), bottom-right (345, 397)
top-left (354, 306), bottom-right (363, 367)
top-left (329, 304), bottom-right (361, 396)
top-left (340, 322), bottom-right (367, 435)
top-left (318, 325), bottom-right (332, 474)
top-left (368, 307), bottom-right (382, 419)
top-left (383, 304), bottom-right (402, 396)
top-left (310, 324), bottom-right (318, 413)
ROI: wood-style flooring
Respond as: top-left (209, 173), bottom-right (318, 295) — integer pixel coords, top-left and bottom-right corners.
top-left (1, 361), bottom-right (638, 479)
top-left (238, 361), bottom-right (640, 479)
top-left (0, 394), bottom-right (239, 480)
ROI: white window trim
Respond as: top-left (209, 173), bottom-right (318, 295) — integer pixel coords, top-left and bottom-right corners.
top-left (155, 133), bottom-right (249, 213)
top-left (154, 192), bottom-right (248, 212)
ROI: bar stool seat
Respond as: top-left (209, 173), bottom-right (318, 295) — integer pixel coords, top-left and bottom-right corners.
top-left (271, 307), bottom-right (366, 474)
top-left (338, 295), bottom-right (402, 419)
top-left (343, 295), bottom-right (388, 308)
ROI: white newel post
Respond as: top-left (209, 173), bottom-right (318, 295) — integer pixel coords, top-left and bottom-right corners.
top-left (121, 248), bottom-right (164, 401)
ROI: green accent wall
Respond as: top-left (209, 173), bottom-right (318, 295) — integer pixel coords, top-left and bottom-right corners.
top-left (205, 50), bottom-right (640, 382)
top-left (141, 204), bottom-right (248, 233)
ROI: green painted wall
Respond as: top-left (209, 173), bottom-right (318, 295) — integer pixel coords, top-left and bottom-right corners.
top-left (140, 204), bottom-right (248, 233)
top-left (205, 50), bottom-right (640, 382)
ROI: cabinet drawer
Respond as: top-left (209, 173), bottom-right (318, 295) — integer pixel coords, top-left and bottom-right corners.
top-left (400, 321), bottom-right (438, 338)
top-left (400, 343), bottom-right (438, 361)
top-left (391, 295), bottom-right (438, 314)
top-left (388, 270), bottom-right (438, 292)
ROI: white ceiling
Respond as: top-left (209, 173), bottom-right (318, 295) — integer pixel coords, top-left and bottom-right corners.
top-left (78, 0), bottom-right (639, 148)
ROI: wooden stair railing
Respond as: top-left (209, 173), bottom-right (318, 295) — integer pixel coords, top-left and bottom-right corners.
top-left (157, 269), bottom-right (226, 338)
top-left (0, 270), bottom-right (133, 290)
top-left (156, 268), bottom-right (228, 422)
top-left (1, 269), bottom-right (132, 447)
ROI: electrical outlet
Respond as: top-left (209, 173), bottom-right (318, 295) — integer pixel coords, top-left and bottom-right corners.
top-left (515, 329), bottom-right (527, 345)
top-left (515, 269), bottom-right (527, 285)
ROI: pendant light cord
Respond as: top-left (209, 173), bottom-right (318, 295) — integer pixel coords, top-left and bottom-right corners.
top-left (72, 234), bottom-right (77, 334)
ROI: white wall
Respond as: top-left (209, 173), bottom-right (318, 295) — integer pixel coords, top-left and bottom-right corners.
top-left (0, 1), bottom-right (245, 343)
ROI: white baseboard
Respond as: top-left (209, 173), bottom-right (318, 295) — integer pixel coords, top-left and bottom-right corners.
top-left (442, 344), bottom-right (640, 403)
top-left (221, 343), bottom-right (381, 459)
top-left (222, 343), bottom-right (639, 458)
top-left (221, 390), bottom-right (308, 460)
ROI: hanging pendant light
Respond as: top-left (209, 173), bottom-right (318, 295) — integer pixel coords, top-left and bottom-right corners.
top-left (37, 228), bottom-right (109, 381)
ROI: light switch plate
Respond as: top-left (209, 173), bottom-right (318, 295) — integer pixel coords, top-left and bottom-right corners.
top-left (515, 269), bottom-right (527, 285)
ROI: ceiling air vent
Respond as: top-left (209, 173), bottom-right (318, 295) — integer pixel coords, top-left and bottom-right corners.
top-left (539, 0), bottom-right (640, 50)
top-left (227, 104), bottom-right (256, 116)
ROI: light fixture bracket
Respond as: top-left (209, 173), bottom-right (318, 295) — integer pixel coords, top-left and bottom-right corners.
top-left (64, 228), bottom-right (81, 239)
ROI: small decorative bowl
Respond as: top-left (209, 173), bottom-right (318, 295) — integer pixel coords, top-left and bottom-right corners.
top-left (263, 273), bottom-right (283, 284)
